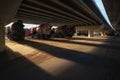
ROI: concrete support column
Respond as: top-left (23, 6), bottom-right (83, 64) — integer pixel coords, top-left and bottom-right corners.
top-left (100, 32), bottom-right (104, 36)
top-left (88, 30), bottom-right (93, 37)
top-left (100, 31), bottom-right (105, 36)
top-left (74, 27), bottom-right (78, 36)
top-left (0, 0), bottom-right (23, 53)
top-left (0, 24), bottom-right (5, 53)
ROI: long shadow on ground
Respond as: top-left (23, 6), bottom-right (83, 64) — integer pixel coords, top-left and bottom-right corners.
top-left (16, 39), bottom-right (120, 80)
top-left (46, 38), bottom-right (120, 50)
top-left (0, 47), bottom-right (55, 80)
top-left (68, 37), bottom-right (108, 42)
top-left (68, 37), bottom-right (120, 43)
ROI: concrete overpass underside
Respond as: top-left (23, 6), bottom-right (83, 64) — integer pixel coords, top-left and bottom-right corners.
top-left (15, 0), bottom-right (104, 26)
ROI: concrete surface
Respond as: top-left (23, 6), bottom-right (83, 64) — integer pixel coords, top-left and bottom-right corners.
top-left (0, 36), bottom-right (120, 80)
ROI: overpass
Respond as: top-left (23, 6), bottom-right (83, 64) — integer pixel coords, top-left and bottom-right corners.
top-left (0, 0), bottom-right (112, 53)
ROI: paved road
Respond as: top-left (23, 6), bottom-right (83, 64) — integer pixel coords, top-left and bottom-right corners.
top-left (1, 36), bottom-right (120, 80)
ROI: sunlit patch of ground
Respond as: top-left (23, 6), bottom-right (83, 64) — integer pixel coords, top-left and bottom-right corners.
top-left (1, 36), bottom-right (120, 80)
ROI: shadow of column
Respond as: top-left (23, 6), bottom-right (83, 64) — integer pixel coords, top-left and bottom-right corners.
top-left (0, 47), bottom-right (56, 80)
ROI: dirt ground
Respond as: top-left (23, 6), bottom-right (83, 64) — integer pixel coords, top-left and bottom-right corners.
top-left (1, 36), bottom-right (120, 80)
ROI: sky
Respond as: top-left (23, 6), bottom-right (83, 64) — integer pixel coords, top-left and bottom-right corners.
top-left (94, 0), bottom-right (110, 24)
top-left (23, 23), bottom-right (39, 29)
top-left (94, 0), bottom-right (115, 31)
